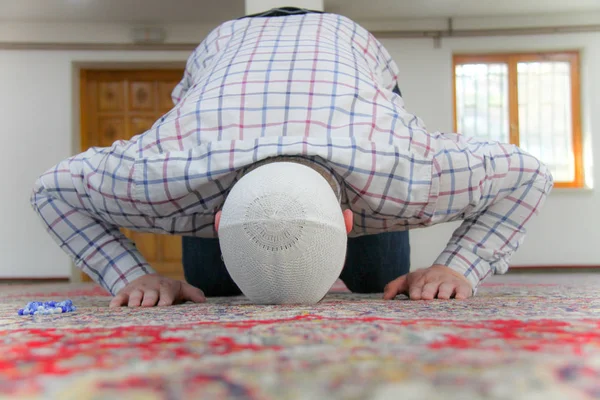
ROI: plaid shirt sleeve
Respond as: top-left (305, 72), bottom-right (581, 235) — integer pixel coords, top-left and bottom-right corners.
top-left (373, 39), bottom-right (400, 92)
top-left (170, 24), bottom-right (225, 105)
top-left (30, 150), bottom-right (156, 295)
top-left (430, 134), bottom-right (554, 291)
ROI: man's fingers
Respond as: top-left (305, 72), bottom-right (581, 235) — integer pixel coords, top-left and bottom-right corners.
top-left (408, 283), bottom-right (424, 300)
top-left (141, 290), bottom-right (159, 307)
top-left (181, 282), bottom-right (206, 303)
top-left (109, 293), bottom-right (128, 308)
top-left (437, 282), bottom-right (456, 300)
top-left (455, 284), bottom-right (472, 300)
top-left (158, 284), bottom-right (176, 306)
top-left (128, 289), bottom-right (144, 307)
top-left (383, 275), bottom-right (408, 300)
top-left (420, 282), bottom-right (440, 300)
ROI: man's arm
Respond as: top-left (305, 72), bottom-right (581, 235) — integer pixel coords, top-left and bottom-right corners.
top-left (384, 138), bottom-right (553, 300)
top-left (30, 154), bottom-right (155, 295)
top-left (433, 138), bottom-right (554, 291)
top-left (32, 149), bottom-right (207, 307)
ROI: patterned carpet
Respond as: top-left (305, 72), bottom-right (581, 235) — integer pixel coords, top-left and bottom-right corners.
top-left (0, 273), bottom-right (599, 400)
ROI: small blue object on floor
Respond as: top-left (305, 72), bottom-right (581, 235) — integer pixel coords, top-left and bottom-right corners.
top-left (18, 300), bottom-right (76, 316)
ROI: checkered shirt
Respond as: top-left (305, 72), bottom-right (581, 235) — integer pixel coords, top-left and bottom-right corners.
top-left (31, 13), bottom-right (553, 295)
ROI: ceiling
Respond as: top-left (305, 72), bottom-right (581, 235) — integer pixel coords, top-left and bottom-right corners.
top-left (0, 0), bottom-right (244, 23)
top-left (326, 0), bottom-right (600, 20)
top-left (1, 0), bottom-right (599, 23)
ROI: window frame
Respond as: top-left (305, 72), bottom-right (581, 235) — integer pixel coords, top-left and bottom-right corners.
top-left (452, 51), bottom-right (583, 188)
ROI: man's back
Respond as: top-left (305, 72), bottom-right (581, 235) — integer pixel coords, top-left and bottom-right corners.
top-left (127, 13), bottom-right (430, 158)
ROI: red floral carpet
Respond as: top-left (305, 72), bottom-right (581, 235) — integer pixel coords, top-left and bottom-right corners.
top-left (1, 274), bottom-right (599, 399)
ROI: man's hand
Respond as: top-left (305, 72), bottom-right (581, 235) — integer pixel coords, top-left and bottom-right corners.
top-left (109, 274), bottom-right (206, 308)
top-left (383, 265), bottom-right (473, 301)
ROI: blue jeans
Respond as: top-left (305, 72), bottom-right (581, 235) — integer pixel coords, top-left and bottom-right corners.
top-left (182, 7), bottom-right (410, 296)
top-left (182, 231), bottom-right (410, 296)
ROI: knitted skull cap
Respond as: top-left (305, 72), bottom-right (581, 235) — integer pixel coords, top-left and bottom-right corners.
top-left (219, 162), bottom-right (347, 304)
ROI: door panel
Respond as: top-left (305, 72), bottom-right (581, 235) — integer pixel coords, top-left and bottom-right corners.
top-left (129, 81), bottom-right (155, 110)
top-left (98, 117), bottom-right (125, 147)
top-left (162, 235), bottom-right (183, 261)
top-left (80, 69), bottom-right (185, 282)
top-left (98, 81), bottom-right (124, 111)
top-left (158, 82), bottom-right (178, 109)
top-left (129, 116), bottom-right (156, 137)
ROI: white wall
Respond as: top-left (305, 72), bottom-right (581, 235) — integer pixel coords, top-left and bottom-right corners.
top-left (0, 22), bottom-right (215, 44)
top-left (1, 29), bottom-right (598, 278)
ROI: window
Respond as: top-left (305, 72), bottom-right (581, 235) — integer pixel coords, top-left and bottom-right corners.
top-left (453, 52), bottom-right (583, 188)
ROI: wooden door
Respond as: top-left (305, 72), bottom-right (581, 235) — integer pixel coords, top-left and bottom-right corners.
top-left (80, 69), bottom-right (185, 282)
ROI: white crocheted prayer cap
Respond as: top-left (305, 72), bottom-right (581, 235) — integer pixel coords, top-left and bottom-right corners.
top-left (219, 162), bottom-right (347, 304)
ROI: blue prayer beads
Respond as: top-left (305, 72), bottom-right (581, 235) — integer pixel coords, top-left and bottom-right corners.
top-left (18, 299), bottom-right (76, 316)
